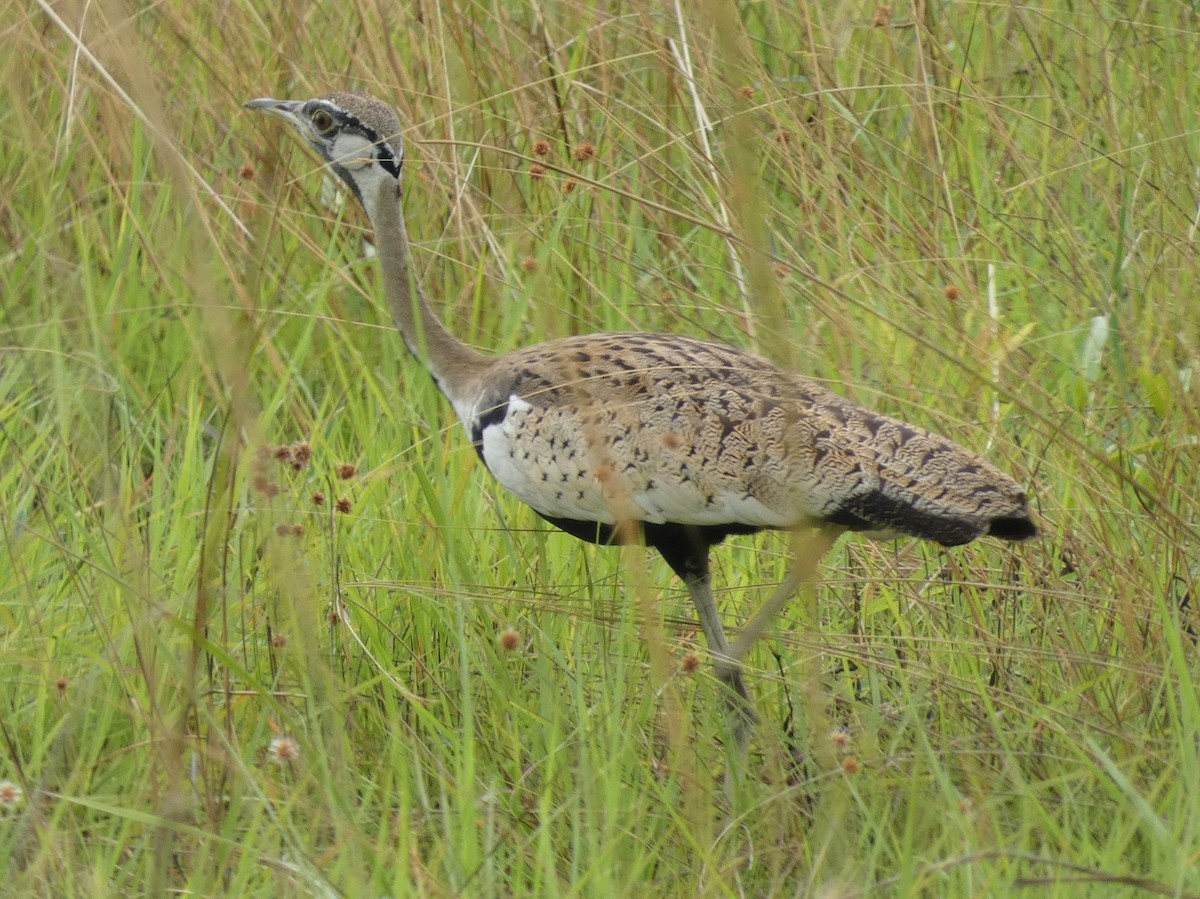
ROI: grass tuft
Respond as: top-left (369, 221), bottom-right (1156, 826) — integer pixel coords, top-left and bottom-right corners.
top-left (2, 0), bottom-right (1198, 894)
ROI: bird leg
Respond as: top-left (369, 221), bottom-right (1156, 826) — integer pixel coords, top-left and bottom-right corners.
top-left (685, 571), bottom-right (758, 747)
top-left (729, 525), bottom-right (844, 665)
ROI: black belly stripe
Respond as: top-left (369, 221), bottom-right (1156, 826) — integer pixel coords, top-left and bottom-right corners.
top-left (537, 513), bottom-right (766, 579)
top-left (470, 399), bottom-right (510, 462)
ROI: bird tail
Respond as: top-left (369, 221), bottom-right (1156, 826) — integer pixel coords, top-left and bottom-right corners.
top-left (822, 416), bottom-right (1037, 547)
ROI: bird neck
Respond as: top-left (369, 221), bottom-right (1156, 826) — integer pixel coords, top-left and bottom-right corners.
top-left (367, 179), bottom-right (484, 401)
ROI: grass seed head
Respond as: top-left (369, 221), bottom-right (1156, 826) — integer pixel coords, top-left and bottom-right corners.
top-left (499, 628), bottom-right (522, 651)
top-left (268, 736), bottom-right (301, 765)
top-left (0, 781), bottom-right (24, 808)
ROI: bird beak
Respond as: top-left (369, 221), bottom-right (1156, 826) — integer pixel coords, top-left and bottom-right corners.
top-left (245, 97), bottom-right (304, 124)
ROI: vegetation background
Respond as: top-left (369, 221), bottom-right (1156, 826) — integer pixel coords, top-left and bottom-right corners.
top-left (2, 0), bottom-right (1198, 895)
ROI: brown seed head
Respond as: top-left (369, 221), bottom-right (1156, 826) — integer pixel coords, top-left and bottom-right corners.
top-left (290, 524), bottom-right (304, 537)
top-left (830, 727), bottom-right (851, 749)
top-left (312, 491), bottom-right (326, 506)
top-left (532, 139), bottom-right (551, 157)
top-left (0, 781), bottom-right (23, 808)
top-left (337, 463), bottom-right (357, 480)
top-left (239, 163), bottom-right (256, 181)
top-left (874, 5), bottom-right (892, 27)
top-left (529, 163), bottom-right (547, 179)
top-left (271, 632), bottom-right (288, 649)
top-left (291, 442), bottom-right (313, 467)
top-left (498, 629), bottom-right (522, 651)
top-left (774, 263), bottom-right (792, 279)
top-left (335, 497), bottom-right (352, 514)
top-left (55, 677), bottom-right (68, 696)
top-left (944, 284), bottom-right (961, 301)
top-left (522, 256), bottom-right (538, 273)
top-left (562, 178), bottom-right (578, 195)
top-left (273, 445), bottom-right (293, 463)
top-left (841, 756), bottom-right (861, 775)
top-left (680, 652), bottom-right (701, 674)
top-left (275, 523), bottom-right (294, 537)
top-left (572, 142), bottom-right (596, 162)
top-left (268, 736), bottom-right (301, 765)
top-left (739, 86), bottom-right (756, 101)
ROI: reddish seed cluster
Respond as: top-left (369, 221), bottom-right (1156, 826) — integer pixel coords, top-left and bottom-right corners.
top-left (498, 629), bottom-right (522, 651)
top-left (829, 727), bottom-right (859, 773)
top-left (336, 463), bottom-right (357, 480)
top-left (268, 736), bottom-right (301, 765)
top-left (572, 142), bottom-right (596, 162)
top-left (521, 257), bottom-right (538, 274)
top-left (562, 178), bottom-right (578, 195)
top-left (739, 86), bottom-right (756, 101)
top-left (0, 781), bottom-right (23, 808)
top-left (944, 284), bottom-right (961, 300)
top-left (253, 474), bottom-right (280, 498)
top-left (239, 163), bottom-right (255, 181)
top-left (680, 652), bottom-right (701, 674)
top-left (532, 139), bottom-right (551, 157)
top-left (528, 163), bottom-right (547, 180)
top-left (335, 497), bottom-right (352, 514)
top-left (874, 5), bottom-right (892, 27)
top-left (312, 491), bottom-right (326, 506)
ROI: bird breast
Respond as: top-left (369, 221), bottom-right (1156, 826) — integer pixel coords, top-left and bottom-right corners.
top-left (468, 334), bottom-right (848, 529)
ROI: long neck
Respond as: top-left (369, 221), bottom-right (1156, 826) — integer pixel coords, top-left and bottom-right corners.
top-left (366, 179), bottom-right (485, 403)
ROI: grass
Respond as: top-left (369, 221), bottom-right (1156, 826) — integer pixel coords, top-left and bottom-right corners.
top-left (3, 0), bottom-right (1199, 895)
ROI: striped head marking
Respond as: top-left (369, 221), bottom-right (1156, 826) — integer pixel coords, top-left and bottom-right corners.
top-left (246, 91), bottom-right (404, 210)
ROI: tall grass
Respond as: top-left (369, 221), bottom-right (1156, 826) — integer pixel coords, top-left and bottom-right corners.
top-left (2, 0), bottom-right (1198, 895)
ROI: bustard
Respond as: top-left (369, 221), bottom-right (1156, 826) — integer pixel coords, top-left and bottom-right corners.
top-left (248, 91), bottom-right (1037, 744)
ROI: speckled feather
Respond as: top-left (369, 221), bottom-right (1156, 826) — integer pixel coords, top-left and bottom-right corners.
top-left (465, 332), bottom-right (1032, 547)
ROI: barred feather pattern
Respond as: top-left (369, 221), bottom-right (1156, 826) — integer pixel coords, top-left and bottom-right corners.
top-left (466, 332), bottom-right (1034, 547)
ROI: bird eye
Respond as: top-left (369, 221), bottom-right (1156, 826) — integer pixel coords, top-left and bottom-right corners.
top-left (310, 109), bottom-right (335, 134)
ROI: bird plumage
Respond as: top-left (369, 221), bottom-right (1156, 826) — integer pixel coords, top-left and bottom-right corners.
top-left (248, 90), bottom-right (1036, 746)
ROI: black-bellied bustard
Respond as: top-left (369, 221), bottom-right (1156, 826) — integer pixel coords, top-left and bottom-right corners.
top-left (248, 91), bottom-right (1036, 745)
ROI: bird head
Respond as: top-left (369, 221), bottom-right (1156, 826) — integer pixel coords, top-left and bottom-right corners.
top-left (246, 92), bottom-right (404, 213)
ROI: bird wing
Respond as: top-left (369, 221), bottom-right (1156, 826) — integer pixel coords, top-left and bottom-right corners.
top-left (467, 332), bottom-right (1030, 543)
